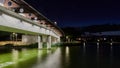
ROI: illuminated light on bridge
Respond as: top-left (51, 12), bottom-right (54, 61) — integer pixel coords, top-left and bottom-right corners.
top-left (0, 0), bottom-right (64, 49)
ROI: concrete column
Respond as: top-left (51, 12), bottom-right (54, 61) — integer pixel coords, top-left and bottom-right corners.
top-left (38, 36), bottom-right (43, 49)
top-left (51, 36), bottom-right (53, 44)
top-left (47, 35), bottom-right (51, 49)
top-left (42, 35), bottom-right (47, 47)
top-left (22, 35), bottom-right (37, 45)
top-left (57, 37), bottom-right (60, 43)
top-left (52, 37), bottom-right (57, 45)
top-left (55, 38), bottom-right (57, 44)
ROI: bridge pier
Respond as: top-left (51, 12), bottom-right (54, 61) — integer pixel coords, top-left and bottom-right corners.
top-left (51, 37), bottom-right (55, 45)
top-left (22, 35), bottom-right (37, 45)
top-left (51, 37), bottom-right (58, 45)
top-left (38, 35), bottom-right (43, 49)
top-left (38, 35), bottom-right (52, 49)
top-left (12, 34), bottom-right (60, 49)
top-left (47, 35), bottom-right (51, 49)
top-left (0, 0), bottom-right (63, 48)
top-left (39, 35), bottom-right (60, 49)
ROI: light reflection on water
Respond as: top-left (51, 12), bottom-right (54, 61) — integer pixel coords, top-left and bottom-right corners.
top-left (0, 47), bottom-right (62, 68)
top-left (1, 43), bottom-right (120, 68)
top-left (12, 49), bottom-right (19, 68)
top-left (97, 43), bottom-right (99, 54)
top-left (83, 43), bottom-right (86, 56)
top-left (65, 46), bottom-right (70, 64)
top-left (110, 45), bottom-right (113, 65)
top-left (0, 48), bottom-right (38, 68)
top-left (33, 48), bottom-right (61, 68)
top-left (47, 49), bottom-right (52, 54)
top-left (37, 50), bottom-right (43, 63)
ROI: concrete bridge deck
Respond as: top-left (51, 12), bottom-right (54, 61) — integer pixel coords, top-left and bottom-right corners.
top-left (0, 0), bottom-right (64, 49)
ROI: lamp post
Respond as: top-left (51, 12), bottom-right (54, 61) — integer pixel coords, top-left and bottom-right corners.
top-left (66, 36), bottom-right (69, 43)
top-left (12, 33), bottom-right (15, 42)
top-left (11, 33), bottom-right (18, 45)
top-left (15, 33), bottom-right (18, 45)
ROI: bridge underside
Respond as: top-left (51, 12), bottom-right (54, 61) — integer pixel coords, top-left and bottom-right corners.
top-left (0, 27), bottom-right (60, 49)
top-left (0, 3), bottom-right (62, 49)
top-left (0, 25), bottom-right (38, 35)
top-left (0, 13), bottom-right (61, 49)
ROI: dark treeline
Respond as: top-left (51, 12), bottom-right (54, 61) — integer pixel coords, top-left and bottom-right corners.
top-left (83, 24), bottom-right (120, 33)
top-left (61, 27), bottom-right (82, 40)
top-left (62, 24), bottom-right (120, 37)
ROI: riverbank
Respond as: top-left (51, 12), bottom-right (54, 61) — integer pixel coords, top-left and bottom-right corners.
top-left (61, 42), bottom-right (120, 46)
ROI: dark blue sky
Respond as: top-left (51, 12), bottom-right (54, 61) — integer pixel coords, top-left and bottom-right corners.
top-left (25, 0), bottom-right (120, 27)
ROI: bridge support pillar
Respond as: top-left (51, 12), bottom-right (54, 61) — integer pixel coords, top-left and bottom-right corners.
top-left (22, 35), bottom-right (37, 45)
top-left (57, 37), bottom-right (60, 43)
top-left (38, 35), bottom-right (43, 49)
top-left (51, 37), bottom-right (57, 45)
top-left (47, 35), bottom-right (51, 49)
top-left (51, 37), bottom-right (55, 45)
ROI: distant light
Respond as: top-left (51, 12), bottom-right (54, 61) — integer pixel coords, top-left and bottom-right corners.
top-left (97, 39), bottom-right (100, 42)
top-left (13, 32), bottom-right (15, 35)
top-left (78, 38), bottom-right (81, 40)
top-left (83, 42), bottom-right (86, 46)
top-left (66, 36), bottom-right (68, 39)
top-left (110, 42), bottom-right (113, 45)
top-left (111, 39), bottom-right (113, 41)
top-left (97, 42), bottom-right (99, 45)
top-left (104, 38), bottom-right (106, 40)
top-left (54, 22), bottom-right (57, 25)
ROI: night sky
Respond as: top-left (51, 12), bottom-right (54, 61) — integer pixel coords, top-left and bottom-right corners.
top-left (25, 0), bottom-right (120, 27)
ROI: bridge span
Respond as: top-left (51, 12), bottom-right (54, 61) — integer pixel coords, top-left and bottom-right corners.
top-left (0, 0), bottom-right (64, 49)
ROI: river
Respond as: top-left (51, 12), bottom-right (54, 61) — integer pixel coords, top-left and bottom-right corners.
top-left (0, 43), bottom-right (120, 68)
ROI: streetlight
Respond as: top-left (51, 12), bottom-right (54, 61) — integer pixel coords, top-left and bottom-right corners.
top-left (15, 33), bottom-right (18, 45)
top-left (12, 32), bottom-right (15, 42)
top-left (11, 32), bottom-right (18, 45)
top-left (54, 22), bottom-right (57, 25)
top-left (66, 36), bottom-right (69, 42)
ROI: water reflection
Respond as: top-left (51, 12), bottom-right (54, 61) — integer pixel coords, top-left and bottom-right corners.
top-left (83, 43), bottom-right (86, 56)
top-left (37, 50), bottom-right (43, 63)
top-left (110, 42), bottom-right (113, 46)
top-left (83, 42), bottom-right (86, 46)
top-left (97, 42), bottom-right (99, 58)
top-left (97, 42), bottom-right (99, 53)
top-left (110, 45), bottom-right (113, 65)
top-left (0, 53), bottom-right (13, 68)
top-left (21, 48), bottom-right (27, 57)
top-left (110, 45), bottom-right (113, 57)
top-left (33, 48), bottom-right (61, 68)
top-left (0, 48), bottom-right (39, 68)
top-left (1, 43), bottom-right (120, 68)
top-left (97, 42), bottom-right (99, 46)
top-left (47, 49), bottom-right (52, 54)
top-left (97, 43), bottom-right (100, 49)
top-left (65, 46), bottom-right (70, 64)
top-left (96, 42), bottom-right (99, 67)
top-left (12, 49), bottom-right (19, 68)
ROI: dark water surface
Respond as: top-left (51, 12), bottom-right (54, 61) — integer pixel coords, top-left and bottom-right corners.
top-left (0, 43), bottom-right (120, 68)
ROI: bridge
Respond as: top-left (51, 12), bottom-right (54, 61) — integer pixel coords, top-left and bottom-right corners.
top-left (0, 0), bottom-right (64, 49)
